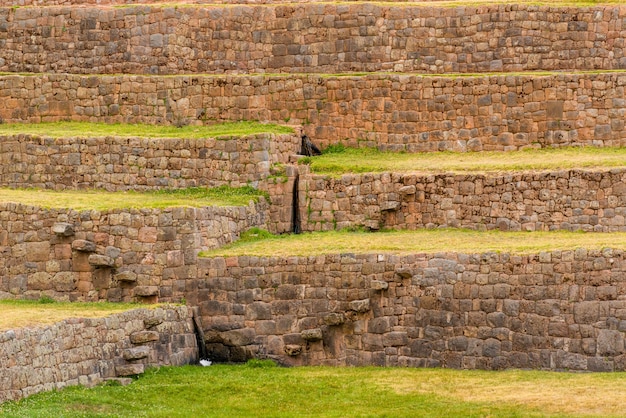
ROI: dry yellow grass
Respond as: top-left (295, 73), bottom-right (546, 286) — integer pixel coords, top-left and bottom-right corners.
top-left (0, 300), bottom-right (155, 331)
top-left (306, 146), bottom-right (626, 176)
top-left (0, 186), bottom-right (262, 211)
top-left (202, 229), bottom-right (626, 257)
top-left (373, 368), bottom-right (626, 417)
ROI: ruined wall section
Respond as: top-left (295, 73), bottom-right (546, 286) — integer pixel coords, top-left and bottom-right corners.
top-left (300, 168), bottom-right (626, 232)
top-left (0, 4), bottom-right (624, 74)
top-left (0, 202), bottom-right (268, 303)
top-left (197, 251), bottom-right (626, 371)
top-left (1, 73), bottom-right (625, 152)
top-left (0, 133), bottom-right (300, 190)
top-left (0, 306), bottom-right (198, 403)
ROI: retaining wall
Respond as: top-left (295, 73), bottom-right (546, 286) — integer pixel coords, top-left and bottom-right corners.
top-left (300, 168), bottom-right (626, 232)
top-left (2, 72), bottom-right (626, 151)
top-left (0, 4), bottom-right (624, 74)
top-left (0, 305), bottom-right (198, 403)
top-left (198, 250), bottom-right (626, 371)
top-left (0, 132), bottom-right (300, 190)
top-left (0, 201), bottom-right (268, 302)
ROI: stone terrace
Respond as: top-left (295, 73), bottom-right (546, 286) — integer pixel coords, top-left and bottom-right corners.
top-left (1, 1), bottom-right (626, 403)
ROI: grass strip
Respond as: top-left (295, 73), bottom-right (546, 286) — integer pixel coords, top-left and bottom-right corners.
top-left (303, 145), bottom-right (626, 176)
top-left (0, 121), bottom-right (293, 139)
top-left (201, 228), bottom-right (626, 257)
top-left (109, 0), bottom-right (626, 9)
top-left (0, 186), bottom-right (265, 211)
top-left (2, 363), bottom-right (625, 417)
top-left (0, 299), bottom-right (156, 331)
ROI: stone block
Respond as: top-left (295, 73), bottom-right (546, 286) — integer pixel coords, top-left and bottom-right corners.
top-left (301, 328), bottom-right (323, 341)
top-left (123, 346), bottom-right (152, 361)
top-left (134, 286), bottom-right (159, 297)
top-left (371, 280), bottom-right (388, 291)
top-left (349, 299), bottom-right (370, 313)
top-left (52, 272), bottom-right (77, 292)
top-left (115, 271), bottom-right (137, 282)
top-left (88, 254), bottom-right (114, 268)
top-left (222, 328), bottom-right (256, 346)
top-left (323, 313), bottom-right (345, 326)
top-left (284, 345), bottom-right (302, 356)
top-left (130, 331), bottom-right (159, 344)
top-left (115, 364), bottom-right (145, 376)
top-left (52, 223), bottom-right (74, 237)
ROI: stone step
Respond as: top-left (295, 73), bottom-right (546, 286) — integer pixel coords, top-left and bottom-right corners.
top-left (1, 71), bottom-right (625, 152)
top-left (0, 3), bottom-right (623, 75)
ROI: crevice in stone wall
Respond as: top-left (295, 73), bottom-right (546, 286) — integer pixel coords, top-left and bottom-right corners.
top-left (292, 169), bottom-right (301, 234)
top-left (191, 307), bottom-right (208, 362)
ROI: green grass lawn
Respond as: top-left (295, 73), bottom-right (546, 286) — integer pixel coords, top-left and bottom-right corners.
top-left (0, 121), bottom-right (293, 139)
top-left (202, 228), bottom-right (626, 257)
top-left (2, 362), bottom-right (625, 417)
top-left (0, 299), bottom-right (157, 331)
top-left (0, 186), bottom-right (264, 211)
top-left (303, 146), bottom-right (626, 176)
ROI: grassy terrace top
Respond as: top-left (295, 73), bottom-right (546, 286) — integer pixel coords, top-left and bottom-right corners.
top-left (0, 186), bottom-right (264, 211)
top-left (0, 299), bottom-right (155, 331)
top-left (202, 229), bottom-right (626, 257)
top-left (303, 146), bottom-right (626, 176)
top-left (0, 121), bottom-right (293, 139)
top-left (90, 0), bottom-right (626, 8)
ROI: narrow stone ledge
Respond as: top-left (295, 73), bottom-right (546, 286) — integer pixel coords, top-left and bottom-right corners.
top-left (349, 299), bottom-right (371, 313)
top-left (88, 254), bottom-right (114, 267)
top-left (301, 328), bottom-right (323, 341)
top-left (123, 346), bottom-right (151, 361)
top-left (72, 239), bottom-right (96, 252)
top-left (129, 331), bottom-right (159, 344)
top-left (323, 313), bottom-right (346, 326)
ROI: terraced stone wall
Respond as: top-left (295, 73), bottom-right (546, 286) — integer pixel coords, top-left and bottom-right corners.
top-left (198, 251), bottom-right (626, 371)
top-left (2, 73), bottom-right (625, 152)
top-left (0, 306), bottom-right (198, 403)
top-left (0, 4), bottom-right (624, 74)
top-left (0, 133), bottom-right (300, 190)
top-left (300, 168), bottom-right (626, 232)
top-left (0, 201), bottom-right (268, 302)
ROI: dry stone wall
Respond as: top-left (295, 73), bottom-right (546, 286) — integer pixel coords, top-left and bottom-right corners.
top-left (198, 250), bottom-right (626, 371)
top-left (300, 168), bottom-right (626, 233)
top-left (0, 305), bottom-right (198, 403)
top-left (0, 133), bottom-right (299, 190)
top-left (2, 72), bottom-right (626, 152)
top-left (0, 4), bottom-right (625, 74)
top-left (0, 201), bottom-right (268, 303)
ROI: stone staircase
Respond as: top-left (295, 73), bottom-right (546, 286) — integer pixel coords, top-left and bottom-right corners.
top-left (1, 0), bottom-right (626, 372)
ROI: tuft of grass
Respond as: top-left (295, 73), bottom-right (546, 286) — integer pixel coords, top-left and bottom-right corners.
top-left (3, 365), bottom-right (626, 417)
top-left (0, 299), bottom-right (156, 331)
top-left (0, 185), bottom-right (265, 211)
top-left (304, 146), bottom-right (626, 176)
top-left (201, 228), bottom-right (626, 257)
top-left (0, 121), bottom-right (293, 140)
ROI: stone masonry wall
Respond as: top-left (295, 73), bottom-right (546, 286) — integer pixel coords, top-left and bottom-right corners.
top-left (0, 201), bottom-right (268, 303)
top-left (1, 72), bottom-right (626, 152)
top-left (0, 4), bottom-right (625, 74)
top-left (300, 168), bottom-right (626, 233)
top-left (198, 250), bottom-right (626, 371)
top-left (0, 132), bottom-right (300, 190)
top-left (0, 305), bottom-right (198, 403)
